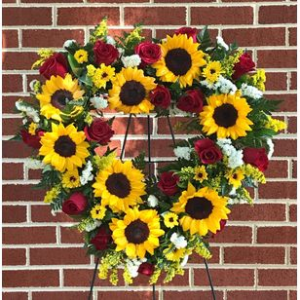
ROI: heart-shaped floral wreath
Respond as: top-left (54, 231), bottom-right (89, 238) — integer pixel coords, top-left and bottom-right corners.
top-left (14, 18), bottom-right (286, 285)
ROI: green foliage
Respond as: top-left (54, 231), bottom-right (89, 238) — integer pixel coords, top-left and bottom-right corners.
top-left (197, 26), bottom-right (212, 51)
top-left (132, 151), bottom-right (146, 171)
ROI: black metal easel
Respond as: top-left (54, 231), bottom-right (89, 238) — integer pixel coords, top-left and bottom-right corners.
top-left (88, 114), bottom-right (216, 300)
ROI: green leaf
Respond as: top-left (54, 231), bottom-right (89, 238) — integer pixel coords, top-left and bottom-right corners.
top-left (67, 54), bottom-right (83, 77)
top-left (79, 73), bottom-right (93, 87)
top-left (197, 26), bottom-right (212, 51)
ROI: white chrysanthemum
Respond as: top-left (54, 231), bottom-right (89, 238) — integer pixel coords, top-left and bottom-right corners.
top-left (266, 138), bottom-right (274, 159)
top-left (241, 83), bottom-right (263, 100)
top-left (117, 48), bottom-right (125, 58)
top-left (16, 101), bottom-right (40, 123)
top-left (85, 220), bottom-right (102, 232)
top-left (80, 161), bottom-right (94, 185)
top-left (200, 79), bottom-right (215, 90)
top-left (170, 232), bottom-right (187, 249)
top-left (121, 54), bottom-right (141, 68)
top-left (216, 36), bottom-right (229, 51)
top-left (90, 95), bottom-right (108, 110)
top-left (228, 150), bottom-right (244, 169)
top-left (106, 36), bottom-right (116, 46)
top-left (174, 146), bottom-right (192, 160)
top-left (215, 76), bottom-right (237, 94)
top-left (125, 258), bottom-right (146, 278)
top-left (147, 195), bottom-right (158, 208)
top-left (63, 39), bottom-right (76, 49)
top-left (181, 255), bottom-right (189, 267)
top-left (25, 158), bottom-right (44, 169)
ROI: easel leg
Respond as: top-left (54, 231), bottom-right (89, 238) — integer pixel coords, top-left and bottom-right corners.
top-left (88, 257), bottom-right (100, 300)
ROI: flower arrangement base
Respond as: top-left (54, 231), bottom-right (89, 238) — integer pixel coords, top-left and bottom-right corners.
top-left (88, 114), bottom-right (217, 300)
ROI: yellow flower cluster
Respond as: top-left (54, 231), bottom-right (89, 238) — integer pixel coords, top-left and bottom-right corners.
top-left (90, 18), bottom-right (108, 42)
top-left (241, 164), bottom-right (266, 184)
top-left (31, 48), bottom-right (54, 69)
top-left (252, 69), bottom-right (266, 91)
top-left (74, 49), bottom-right (88, 64)
top-left (194, 241), bottom-right (212, 260)
top-left (87, 64), bottom-right (115, 89)
top-left (221, 49), bottom-right (243, 77)
top-left (43, 186), bottom-right (60, 203)
top-left (28, 122), bottom-right (38, 135)
top-left (265, 116), bottom-right (287, 132)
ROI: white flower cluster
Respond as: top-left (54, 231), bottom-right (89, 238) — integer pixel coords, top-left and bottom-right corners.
top-left (121, 54), bottom-right (141, 68)
top-left (24, 158), bottom-right (44, 170)
top-left (80, 161), bottom-right (94, 185)
top-left (216, 36), bottom-right (229, 51)
top-left (63, 39), bottom-right (76, 49)
top-left (266, 138), bottom-right (274, 159)
top-left (90, 94), bottom-right (108, 110)
top-left (106, 36), bottom-right (116, 46)
top-left (85, 220), bottom-right (102, 232)
top-left (201, 76), bottom-right (237, 95)
top-left (217, 138), bottom-right (244, 169)
top-left (147, 195), bottom-right (158, 208)
top-left (241, 83), bottom-right (263, 100)
top-left (170, 232), bottom-right (187, 249)
top-left (15, 100), bottom-right (40, 123)
top-left (228, 188), bottom-right (250, 205)
top-left (126, 258), bottom-right (146, 278)
top-left (174, 146), bottom-right (192, 161)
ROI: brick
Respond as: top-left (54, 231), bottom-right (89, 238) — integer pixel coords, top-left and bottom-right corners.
top-left (259, 5), bottom-right (297, 24)
top-left (189, 247), bottom-right (220, 264)
top-left (259, 181), bottom-right (296, 199)
top-left (31, 205), bottom-right (72, 222)
top-left (98, 291), bottom-right (157, 300)
top-left (289, 204), bottom-right (297, 222)
top-left (3, 140), bottom-right (37, 158)
top-left (60, 226), bottom-right (83, 243)
top-left (211, 226), bottom-right (252, 244)
top-left (290, 247), bottom-right (297, 264)
top-left (3, 270), bottom-right (59, 287)
top-left (265, 72), bottom-right (287, 91)
top-left (57, 8), bottom-right (120, 26)
top-left (265, 160), bottom-right (288, 178)
top-left (290, 72), bottom-right (297, 90)
top-left (157, 116), bottom-right (196, 135)
top-left (2, 162), bottom-right (24, 180)
top-left (107, 28), bottom-right (153, 40)
top-left (163, 291), bottom-right (224, 300)
top-left (28, 169), bottom-right (42, 180)
top-left (191, 7), bottom-right (253, 25)
top-left (155, 0), bottom-right (214, 2)
top-left (288, 117), bottom-right (297, 134)
top-left (3, 226), bottom-right (56, 244)
top-left (257, 50), bottom-right (296, 68)
top-left (22, 29), bottom-right (85, 48)
top-left (3, 52), bottom-right (38, 70)
top-left (3, 205), bottom-right (26, 223)
top-left (194, 268), bottom-right (254, 286)
top-left (125, 7), bottom-right (186, 25)
top-left (257, 226), bottom-right (296, 244)
top-left (3, 8), bottom-right (52, 26)
top-left (230, 204), bottom-right (285, 221)
top-left (112, 117), bottom-right (151, 135)
top-left (23, 0), bottom-right (82, 2)
top-left (224, 246), bottom-right (285, 264)
top-left (289, 27), bottom-right (297, 46)
top-left (273, 139), bottom-right (297, 157)
top-left (290, 291), bottom-right (297, 300)
top-left (3, 96), bottom-right (31, 114)
top-left (258, 269), bottom-right (296, 286)
top-left (227, 291), bottom-right (288, 300)
top-left (2, 118), bottom-right (23, 136)
top-left (3, 184), bottom-right (45, 201)
top-left (2, 292), bottom-right (28, 300)
top-left (90, 0), bottom-right (148, 2)
top-left (2, 248), bottom-right (26, 265)
top-left (156, 28), bottom-right (218, 40)
top-left (32, 292), bottom-right (90, 300)
top-left (94, 140), bottom-right (121, 156)
top-left (30, 247), bottom-right (90, 265)
top-left (222, 28), bottom-right (285, 47)
top-left (267, 94), bottom-right (296, 113)
top-left (3, 30), bottom-right (18, 48)
top-left (3, 74), bottom-right (23, 93)
top-left (292, 160), bottom-right (297, 179)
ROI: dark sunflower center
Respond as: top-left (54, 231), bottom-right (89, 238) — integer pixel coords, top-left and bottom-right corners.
top-left (54, 136), bottom-right (76, 157)
top-left (233, 174), bottom-right (238, 179)
top-left (70, 176), bottom-right (76, 182)
top-left (213, 103), bottom-right (238, 128)
top-left (119, 80), bottom-right (146, 106)
top-left (165, 48), bottom-right (192, 76)
top-left (125, 219), bottom-right (150, 244)
top-left (169, 217), bottom-right (174, 222)
top-left (51, 90), bottom-right (73, 109)
top-left (210, 69), bottom-right (216, 74)
top-left (198, 173), bottom-right (203, 178)
top-left (185, 197), bottom-right (213, 220)
top-left (105, 173), bottom-right (131, 198)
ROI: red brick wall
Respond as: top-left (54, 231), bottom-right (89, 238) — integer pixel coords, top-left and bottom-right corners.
top-left (2, 1), bottom-right (297, 300)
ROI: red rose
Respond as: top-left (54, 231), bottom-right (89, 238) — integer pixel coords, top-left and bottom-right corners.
top-left (21, 129), bottom-right (44, 149)
top-left (177, 89), bottom-right (204, 113)
top-left (175, 27), bottom-right (197, 42)
top-left (138, 262), bottom-right (155, 276)
top-left (62, 192), bottom-right (88, 215)
top-left (194, 138), bottom-right (223, 164)
top-left (93, 40), bottom-right (119, 66)
top-left (243, 147), bottom-right (269, 172)
top-left (39, 53), bottom-right (68, 80)
top-left (90, 226), bottom-right (112, 251)
top-left (232, 53), bottom-right (255, 80)
top-left (212, 220), bottom-right (227, 238)
top-left (157, 172), bottom-right (180, 196)
top-left (84, 119), bottom-right (114, 145)
top-left (149, 85), bottom-right (171, 109)
top-left (135, 41), bottom-right (161, 65)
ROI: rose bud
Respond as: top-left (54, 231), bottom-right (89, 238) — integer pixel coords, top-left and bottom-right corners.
top-left (62, 192), bottom-right (88, 215)
top-left (175, 27), bottom-right (197, 42)
top-left (135, 41), bottom-right (161, 65)
top-left (84, 118), bottom-right (114, 145)
top-left (21, 129), bottom-right (44, 149)
top-left (90, 226), bottom-right (112, 251)
top-left (194, 138), bottom-right (223, 164)
top-left (212, 219), bottom-right (227, 238)
top-left (177, 89), bottom-right (204, 113)
top-left (149, 85), bottom-right (171, 109)
top-left (39, 53), bottom-right (68, 80)
top-left (232, 53), bottom-right (255, 80)
top-left (157, 172), bottom-right (180, 196)
top-left (138, 262), bottom-right (155, 276)
top-left (243, 147), bottom-right (269, 172)
top-left (93, 40), bottom-right (119, 66)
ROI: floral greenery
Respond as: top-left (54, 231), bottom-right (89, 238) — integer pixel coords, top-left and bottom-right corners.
top-left (14, 18), bottom-right (286, 285)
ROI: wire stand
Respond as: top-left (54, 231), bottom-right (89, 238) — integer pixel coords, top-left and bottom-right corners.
top-left (89, 114), bottom-right (216, 300)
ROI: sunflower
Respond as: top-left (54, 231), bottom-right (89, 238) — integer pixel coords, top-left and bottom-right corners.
top-left (202, 61), bottom-right (223, 83)
top-left (87, 63), bottom-right (115, 89)
top-left (172, 183), bottom-right (230, 236)
top-left (108, 67), bottom-right (156, 114)
top-left (164, 246), bottom-right (185, 262)
top-left (91, 204), bottom-right (107, 220)
top-left (194, 166), bottom-right (208, 183)
top-left (36, 74), bottom-right (85, 121)
top-left (93, 159), bottom-right (146, 212)
top-left (200, 92), bottom-right (253, 140)
top-left (62, 169), bottom-right (81, 188)
top-left (163, 212), bottom-right (179, 228)
top-left (110, 207), bottom-right (164, 259)
top-left (226, 168), bottom-right (244, 188)
top-left (74, 49), bottom-right (88, 64)
top-left (39, 123), bottom-right (89, 172)
top-left (152, 34), bottom-right (206, 88)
